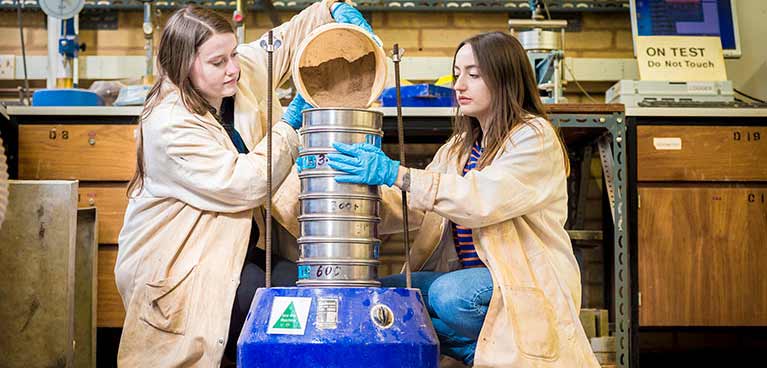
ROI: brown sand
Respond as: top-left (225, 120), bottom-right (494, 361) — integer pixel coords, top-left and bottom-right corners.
top-left (299, 52), bottom-right (376, 108)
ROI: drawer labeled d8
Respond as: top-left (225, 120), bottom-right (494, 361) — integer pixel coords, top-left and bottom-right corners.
top-left (19, 124), bottom-right (137, 181)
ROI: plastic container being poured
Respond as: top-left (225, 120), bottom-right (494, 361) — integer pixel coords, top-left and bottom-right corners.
top-left (292, 23), bottom-right (388, 108)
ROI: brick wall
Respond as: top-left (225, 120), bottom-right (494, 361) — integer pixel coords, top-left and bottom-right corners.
top-left (0, 9), bottom-right (632, 103)
top-left (0, 10), bottom-right (634, 59)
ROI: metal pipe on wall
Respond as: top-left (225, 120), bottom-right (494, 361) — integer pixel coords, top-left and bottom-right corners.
top-left (234, 0), bottom-right (245, 44)
top-left (73, 15), bottom-right (79, 88)
top-left (142, 0), bottom-right (154, 83)
top-left (46, 15), bottom-right (58, 89)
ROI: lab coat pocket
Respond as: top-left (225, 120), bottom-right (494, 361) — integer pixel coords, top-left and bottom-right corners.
top-left (507, 287), bottom-right (559, 360)
top-left (140, 265), bottom-right (198, 335)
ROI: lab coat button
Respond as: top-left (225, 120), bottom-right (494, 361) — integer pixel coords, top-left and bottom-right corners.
top-left (218, 338), bottom-right (225, 345)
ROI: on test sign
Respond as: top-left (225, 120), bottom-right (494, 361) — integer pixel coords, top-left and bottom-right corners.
top-left (637, 36), bottom-right (727, 82)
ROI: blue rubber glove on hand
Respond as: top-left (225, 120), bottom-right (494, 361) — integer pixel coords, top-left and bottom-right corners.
top-left (327, 142), bottom-right (400, 186)
top-left (282, 93), bottom-right (314, 130)
top-left (331, 3), bottom-right (381, 45)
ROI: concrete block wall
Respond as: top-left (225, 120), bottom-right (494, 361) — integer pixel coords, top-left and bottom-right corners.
top-left (0, 10), bottom-right (634, 60)
top-left (0, 9), bottom-right (634, 100)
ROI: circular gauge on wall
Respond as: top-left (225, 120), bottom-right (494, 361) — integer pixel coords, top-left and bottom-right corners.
top-left (38, 0), bottom-right (85, 19)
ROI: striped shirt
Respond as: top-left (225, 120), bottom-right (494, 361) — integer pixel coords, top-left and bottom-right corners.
top-left (452, 141), bottom-right (486, 269)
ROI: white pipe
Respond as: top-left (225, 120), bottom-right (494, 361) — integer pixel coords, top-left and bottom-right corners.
top-left (143, 1), bottom-right (153, 78)
top-left (73, 15), bottom-right (79, 88)
top-left (46, 15), bottom-right (58, 89)
top-left (553, 55), bottom-right (561, 103)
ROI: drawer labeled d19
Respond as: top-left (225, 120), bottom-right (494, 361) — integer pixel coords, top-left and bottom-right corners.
top-left (19, 124), bottom-right (137, 180)
top-left (637, 126), bottom-right (767, 181)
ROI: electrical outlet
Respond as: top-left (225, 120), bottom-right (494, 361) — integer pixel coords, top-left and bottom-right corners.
top-left (0, 55), bottom-right (14, 80)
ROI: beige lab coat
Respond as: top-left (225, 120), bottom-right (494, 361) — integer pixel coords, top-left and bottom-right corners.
top-left (114, 2), bottom-right (335, 366)
top-left (379, 117), bottom-right (600, 367)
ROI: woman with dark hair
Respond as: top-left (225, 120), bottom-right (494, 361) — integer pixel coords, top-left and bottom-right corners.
top-left (328, 32), bottom-right (599, 367)
top-left (114, 2), bottom-right (374, 366)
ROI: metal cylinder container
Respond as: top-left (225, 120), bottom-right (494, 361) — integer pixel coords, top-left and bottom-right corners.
top-left (517, 28), bottom-right (561, 51)
top-left (297, 108), bottom-right (384, 287)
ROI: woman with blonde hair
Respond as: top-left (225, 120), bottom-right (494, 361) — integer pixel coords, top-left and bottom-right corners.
top-left (329, 32), bottom-right (600, 367)
top-left (115, 1), bottom-right (374, 365)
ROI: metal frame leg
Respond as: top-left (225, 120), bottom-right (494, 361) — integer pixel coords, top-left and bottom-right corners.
top-left (552, 112), bottom-right (631, 368)
top-left (608, 113), bottom-right (630, 368)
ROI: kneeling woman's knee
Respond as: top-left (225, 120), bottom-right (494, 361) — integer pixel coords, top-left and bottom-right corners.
top-left (427, 275), bottom-right (463, 316)
top-left (427, 273), bottom-right (492, 317)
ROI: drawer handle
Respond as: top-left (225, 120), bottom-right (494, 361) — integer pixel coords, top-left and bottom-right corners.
top-left (88, 131), bottom-right (96, 146)
top-left (86, 193), bottom-right (96, 206)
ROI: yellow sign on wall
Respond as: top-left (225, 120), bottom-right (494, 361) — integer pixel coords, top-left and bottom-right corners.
top-left (636, 36), bottom-right (727, 82)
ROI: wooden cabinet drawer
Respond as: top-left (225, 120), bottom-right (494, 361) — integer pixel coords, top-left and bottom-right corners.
top-left (637, 126), bottom-right (767, 181)
top-left (19, 124), bottom-right (137, 180)
top-left (78, 183), bottom-right (128, 244)
top-left (638, 185), bottom-right (767, 326)
top-left (98, 245), bottom-right (125, 328)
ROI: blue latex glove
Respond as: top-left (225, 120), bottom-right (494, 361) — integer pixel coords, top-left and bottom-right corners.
top-left (282, 93), bottom-right (313, 129)
top-left (331, 3), bottom-right (381, 45)
top-left (327, 142), bottom-right (399, 186)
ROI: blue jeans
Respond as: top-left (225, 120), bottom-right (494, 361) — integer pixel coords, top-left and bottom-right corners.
top-left (380, 268), bottom-right (493, 365)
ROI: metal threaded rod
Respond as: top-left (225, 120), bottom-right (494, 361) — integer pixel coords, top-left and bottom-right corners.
top-left (392, 43), bottom-right (412, 289)
top-left (265, 30), bottom-right (275, 288)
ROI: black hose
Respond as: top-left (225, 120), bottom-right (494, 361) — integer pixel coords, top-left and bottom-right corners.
top-left (734, 88), bottom-right (766, 104)
top-left (16, 0), bottom-right (31, 105)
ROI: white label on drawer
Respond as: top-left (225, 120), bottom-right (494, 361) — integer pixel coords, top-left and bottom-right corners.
top-left (653, 137), bottom-right (682, 150)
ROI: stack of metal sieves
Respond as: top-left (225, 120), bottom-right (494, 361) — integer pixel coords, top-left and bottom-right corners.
top-left (296, 108), bottom-right (384, 287)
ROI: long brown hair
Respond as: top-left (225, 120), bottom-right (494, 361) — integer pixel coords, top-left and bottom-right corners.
top-left (127, 5), bottom-right (234, 196)
top-left (449, 32), bottom-right (569, 174)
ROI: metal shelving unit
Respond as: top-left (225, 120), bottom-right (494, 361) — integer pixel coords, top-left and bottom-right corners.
top-left (554, 111), bottom-right (630, 368)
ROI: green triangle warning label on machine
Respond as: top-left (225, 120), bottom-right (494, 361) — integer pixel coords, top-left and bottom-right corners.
top-left (267, 297), bottom-right (312, 335)
top-left (272, 302), bottom-right (301, 329)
